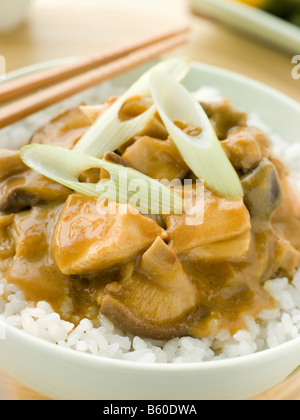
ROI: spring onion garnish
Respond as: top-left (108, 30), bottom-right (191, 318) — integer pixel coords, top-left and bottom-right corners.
top-left (74, 56), bottom-right (191, 158)
top-left (20, 144), bottom-right (184, 215)
top-left (149, 71), bottom-right (243, 200)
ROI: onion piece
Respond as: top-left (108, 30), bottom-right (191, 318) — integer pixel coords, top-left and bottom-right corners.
top-left (74, 56), bottom-right (191, 158)
top-left (20, 144), bottom-right (184, 215)
top-left (149, 70), bottom-right (243, 200)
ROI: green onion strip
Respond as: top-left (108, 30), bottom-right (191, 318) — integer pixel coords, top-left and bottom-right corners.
top-left (20, 144), bottom-right (184, 215)
top-left (149, 70), bottom-right (243, 200)
top-left (74, 56), bottom-right (191, 158)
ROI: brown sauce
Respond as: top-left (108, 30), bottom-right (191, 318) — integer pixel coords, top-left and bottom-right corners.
top-left (0, 98), bottom-right (300, 340)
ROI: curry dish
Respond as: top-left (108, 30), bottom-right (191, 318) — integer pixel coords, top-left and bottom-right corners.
top-left (1, 92), bottom-right (300, 341)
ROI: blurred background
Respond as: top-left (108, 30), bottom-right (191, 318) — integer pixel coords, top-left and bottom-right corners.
top-left (0, 0), bottom-right (299, 400)
top-left (0, 0), bottom-right (299, 100)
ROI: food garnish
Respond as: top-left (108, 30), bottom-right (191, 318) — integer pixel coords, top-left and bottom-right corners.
top-left (73, 56), bottom-right (191, 158)
top-left (150, 70), bottom-right (243, 199)
top-left (20, 144), bottom-right (184, 215)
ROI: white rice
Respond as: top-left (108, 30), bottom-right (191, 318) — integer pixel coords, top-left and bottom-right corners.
top-left (0, 82), bottom-right (300, 364)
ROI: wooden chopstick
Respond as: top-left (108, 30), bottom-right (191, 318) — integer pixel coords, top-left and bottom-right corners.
top-left (0, 26), bottom-right (190, 105)
top-left (0, 32), bottom-right (189, 129)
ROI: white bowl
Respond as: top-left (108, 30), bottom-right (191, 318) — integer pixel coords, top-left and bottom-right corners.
top-left (0, 60), bottom-right (300, 400)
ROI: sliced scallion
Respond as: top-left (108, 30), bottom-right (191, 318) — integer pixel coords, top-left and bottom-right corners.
top-left (74, 56), bottom-right (191, 158)
top-left (20, 144), bottom-right (184, 215)
top-left (149, 70), bottom-right (243, 200)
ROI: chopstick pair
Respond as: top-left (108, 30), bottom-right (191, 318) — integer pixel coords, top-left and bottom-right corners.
top-left (0, 27), bottom-right (190, 129)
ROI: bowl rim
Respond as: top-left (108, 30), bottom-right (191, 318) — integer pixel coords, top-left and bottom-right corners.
top-left (1, 57), bottom-right (300, 373)
top-left (189, 60), bottom-right (300, 110)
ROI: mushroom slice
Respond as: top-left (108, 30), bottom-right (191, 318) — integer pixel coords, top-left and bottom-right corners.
top-left (241, 158), bottom-right (284, 221)
top-left (101, 237), bottom-right (199, 340)
top-left (102, 151), bottom-right (132, 168)
top-left (0, 150), bottom-right (71, 213)
top-left (52, 194), bottom-right (168, 275)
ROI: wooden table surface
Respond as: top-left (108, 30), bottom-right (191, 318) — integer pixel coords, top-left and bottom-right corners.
top-left (0, 0), bottom-right (299, 400)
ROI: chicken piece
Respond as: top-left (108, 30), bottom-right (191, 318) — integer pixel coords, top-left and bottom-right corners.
top-left (30, 105), bottom-right (91, 149)
top-left (165, 187), bottom-right (251, 254)
top-left (80, 96), bottom-right (151, 125)
top-left (275, 176), bottom-right (300, 219)
top-left (53, 194), bottom-right (168, 275)
top-left (0, 149), bottom-right (27, 179)
top-left (201, 99), bottom-right (248, 140)
top-left (241, 158), bottom-right (284, 221)
top-left (272, 232), bottom-right (300, 276)
top-left (119, 96), bottom-right (168, 144)
top-left (119, 95), bottom-right (168, 141)
top-left (119, 95), bottom-right (153, 120)
top-left (78, 168), bottom-right (102, 184)
top-left (79, 105), bottom-right (105, 123)
top-left (79, 96), bottom-right (118, 123)
top-left (0, 150), bottom-right (71, 213)
top-left (250, 126), bottom-right (271, 157)
top-left (0, 214), bottom-right (14, 228)
top-left (122, 136), bottom-right (189, 181)
top-left (183, 232), bottom-right (251, 262)
top-left (0, 214), bottom-right (15, 259)
top-left (5, 204), bottom-right (73, 318)
top-left (221, 126), bottom-right (271, 170)
top-left (80, 95), bottom-right (168, 156)
top-left (174, 120), bottom-right (203, 137)
top-left (245, 220), bottom-right (300, 284)
top-left (78, 152), bottom-right (131, 183)
top-left (137, 114), bottom-right (168, 141)
top-left (101, 237), bottom-right (199, 340)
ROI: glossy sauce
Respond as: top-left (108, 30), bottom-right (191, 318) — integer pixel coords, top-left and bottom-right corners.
top-left (1, 201), bottom-right (284, 336)
top-left (0, 98), bottom-right (300, 340)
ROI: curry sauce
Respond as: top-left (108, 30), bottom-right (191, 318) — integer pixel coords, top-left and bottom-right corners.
top-left (0, 96), bottom-right (300, 340)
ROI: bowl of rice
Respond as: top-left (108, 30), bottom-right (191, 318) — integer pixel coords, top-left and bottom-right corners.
top-left (0, 59), bottom-right (300, 400)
